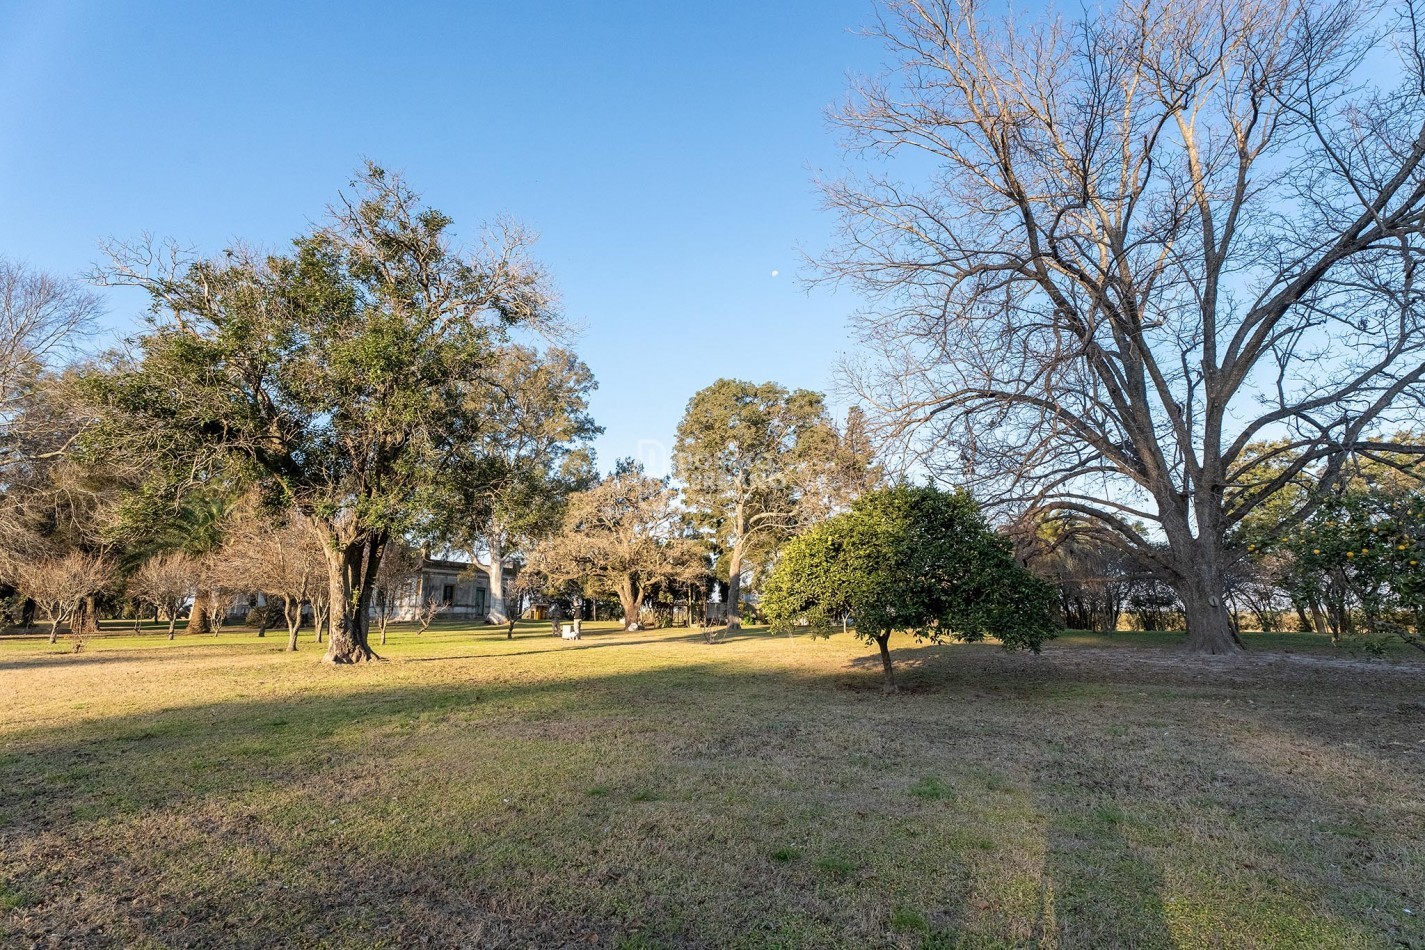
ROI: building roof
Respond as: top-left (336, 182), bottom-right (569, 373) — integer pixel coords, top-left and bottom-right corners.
top-left (421, 558), bottom-right (487, 575)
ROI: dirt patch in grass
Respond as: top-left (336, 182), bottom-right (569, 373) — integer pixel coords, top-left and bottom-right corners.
top-left (2, 623), bottom-right (1422, 947)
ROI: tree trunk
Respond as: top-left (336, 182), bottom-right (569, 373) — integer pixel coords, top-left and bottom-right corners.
top-left (486, 535), bottom-right (508, 625)
top-left (73, 595), bottom-right (99, 636)
top-left (726, 548), bottom-right (744, 631)
top-left (617, 576), bottom-right (641, 631)
top-left (324, 533), bottom-right (384, 664)
top-left (187, 589), bottom-right (212, 634)
top-left (876, 633), bottom-right (896, 694)
top-left (166, 612), bottom-right (178, 640)
top-left (1179, 567), bottom-right (1243, 655)
top-left (48, 618), bottom-right (59, 644)
top-left (284, 595), bottom-right (301, 652)
top-left (1307, 600), bottom-right (1329, 636)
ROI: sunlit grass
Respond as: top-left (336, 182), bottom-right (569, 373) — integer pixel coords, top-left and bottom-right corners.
top-left (2, 620), bottom-right (1422, 947)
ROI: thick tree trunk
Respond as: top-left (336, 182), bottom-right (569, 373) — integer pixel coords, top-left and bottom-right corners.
top-left (1179, 568), bottom-right (1243, 655)
top-left (73, 596), bottom-right (99, 636)
top-left (617, 576), bottom-right (641, 631)
top-left (486, 536), bottom-right (508, 626)
top-left (876, 634), bottom-right (897, 694)
top-left (187, 589), bottom-right (212, 634)
top-left (726, 549), bottom-right (744, 631)
top-left (324, 533), bottom-right (384, 664)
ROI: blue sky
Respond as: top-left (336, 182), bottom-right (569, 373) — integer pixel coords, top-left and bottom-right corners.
top-left (0, 0), bottom-right (885, 474)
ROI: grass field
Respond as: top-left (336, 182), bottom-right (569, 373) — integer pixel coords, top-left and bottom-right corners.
top-left (2, 621), bottom-right (1423, 948)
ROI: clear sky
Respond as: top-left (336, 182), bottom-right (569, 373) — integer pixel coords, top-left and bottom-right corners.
top-left (0, 0), bottom-right (885, 475)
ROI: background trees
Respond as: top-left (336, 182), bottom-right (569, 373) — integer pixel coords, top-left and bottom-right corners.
top-left (825, 0), bottom-right (1425, 655)
top-left (217, 512), bottom-right (327, 650)
top-left (762, 485), bottom-right (1056, 692)
top-left (127, 552), bottom-right (198, 639)
top-left (87, 164), bottom-right (556, 662)
top-left (529, 461), bottom-right (702, 630)
top-left (433, 344), bottom-right (599, 625)
top-left (371, 541), bottom-right (422, 646)
top-left (7, 550), bottom-right (113, 645)
top-left (673, 379), bottom-right (863, 630)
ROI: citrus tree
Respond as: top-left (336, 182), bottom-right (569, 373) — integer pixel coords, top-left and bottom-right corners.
top-left (762, 485), bottom-right (1057, 692)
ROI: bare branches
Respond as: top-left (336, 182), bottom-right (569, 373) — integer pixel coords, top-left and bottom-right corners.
top-left (827, 0), bottom-right (1425, 575)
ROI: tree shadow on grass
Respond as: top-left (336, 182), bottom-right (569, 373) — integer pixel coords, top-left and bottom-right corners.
top-left (4, 638), bottom-right (1422, 948)
top-left (0, 652), bottom-right (163, 673)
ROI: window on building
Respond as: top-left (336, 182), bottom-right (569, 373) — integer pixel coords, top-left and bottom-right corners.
top-left (442, 584), bottom-right (455, 606)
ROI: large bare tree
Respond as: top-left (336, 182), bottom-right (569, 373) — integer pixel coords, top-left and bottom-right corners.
top-left (824, 0), bottom-right (1425, 653)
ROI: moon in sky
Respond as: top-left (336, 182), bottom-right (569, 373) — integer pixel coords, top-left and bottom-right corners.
top-left (771, 270), bottom-right (779, 277)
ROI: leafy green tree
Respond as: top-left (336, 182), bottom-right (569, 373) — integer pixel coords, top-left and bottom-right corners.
top-left (430, 344), bottom-right (599, 624)
top-left (762, 485), bottom-right (1057, 693)
top-left (1250, 474), bottom-right (1425, 652)
top-left (673, 380), bottom-right (860, 631)
top-left (85, 164), bottom-right (554, 662)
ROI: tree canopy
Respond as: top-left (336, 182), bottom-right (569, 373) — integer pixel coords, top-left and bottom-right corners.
top-left (762, 484), bottom-right (1057, 692)
top-left (673, 379), bottom-right (865, 630)
top-left (84, 163), bottom-right (556, 662)
top-left (529, 461), bottom-right (703, 630)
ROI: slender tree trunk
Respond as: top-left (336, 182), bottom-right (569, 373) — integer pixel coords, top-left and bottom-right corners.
top-left (726, 547), bottom-right (744, 631)
top-left (285, 595), bottom-right (300, 652)
top-left (1308, 601), bottom-right (1328, 636)
top-left (486, 535), bottom-right (508, 625)
top-left (166, 612), bottom-right (178, 640)
top-left (48, 618), bottom-right (60, 644)
top-left (875, 633), bottom-right (896, 694)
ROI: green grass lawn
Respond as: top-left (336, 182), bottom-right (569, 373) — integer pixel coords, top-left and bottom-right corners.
top-left (2, 621), bottom-right (1423, 948)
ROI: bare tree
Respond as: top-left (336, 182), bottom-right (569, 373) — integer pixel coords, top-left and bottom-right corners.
top-left (528, 461), bottom-right (703, 630)
top-left (372, 542), bottom-right (422, 646)
top-left (0, 260), bottom-right (100, 461)
top-left (414, 596), bottom-right (446, 635)
top-left (824, 0), bottom-right (1425, 654)
top-left (218, 513), bottom-right (328, 651)
top-left (128, 552), bottom-right (199, 639)
top-left (6, 550), bottom-right (113, 646)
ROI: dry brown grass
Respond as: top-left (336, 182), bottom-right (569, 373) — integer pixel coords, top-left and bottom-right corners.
top-left (2, 622), bottom-right (1423, 948)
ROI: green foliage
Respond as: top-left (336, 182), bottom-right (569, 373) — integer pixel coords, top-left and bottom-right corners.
top-left (81, 164), bottom-right (557, 660)
top-left (761, 485), bottom-right (1058, 652)
top-left (672, 379), bottom-right (872, 625)
top-left (1246, 480), bottom-right (1425, 648)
